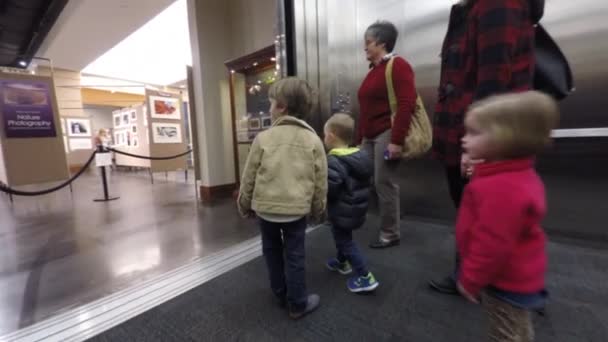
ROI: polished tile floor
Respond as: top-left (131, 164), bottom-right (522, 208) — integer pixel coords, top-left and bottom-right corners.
top-left (0, 169), bottom-right (258, 335)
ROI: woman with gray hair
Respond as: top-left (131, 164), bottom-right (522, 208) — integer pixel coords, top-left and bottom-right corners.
top-left (356, 20), bottom-right (417, 249)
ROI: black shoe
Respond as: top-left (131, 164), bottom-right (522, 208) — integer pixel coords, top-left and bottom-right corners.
top-left (428, 276), bottom-right (459, 295)
top-left (288, 294), bottom-right (320, 320)
top-left (369, 239), bottom-right (400, 249)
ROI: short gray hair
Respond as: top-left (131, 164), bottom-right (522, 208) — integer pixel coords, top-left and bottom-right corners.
top-left (365, 21), bottom-right (398, 53)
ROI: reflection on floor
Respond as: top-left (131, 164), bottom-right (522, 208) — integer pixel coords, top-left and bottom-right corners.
top-left (0, 169), bottom-right (257, 335)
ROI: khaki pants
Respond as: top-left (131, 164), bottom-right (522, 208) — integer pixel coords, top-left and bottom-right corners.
top-left (361, 129), bottom-right (400, 241)
top-left (482, 292), bottom-right (535, 342)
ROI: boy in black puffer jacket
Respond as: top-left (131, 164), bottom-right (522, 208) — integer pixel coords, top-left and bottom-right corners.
top-left (323, 113), bottom-right (379, 293)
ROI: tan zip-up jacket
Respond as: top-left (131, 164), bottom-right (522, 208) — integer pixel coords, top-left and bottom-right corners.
top-left (237, 115), bottom-right (327, 221)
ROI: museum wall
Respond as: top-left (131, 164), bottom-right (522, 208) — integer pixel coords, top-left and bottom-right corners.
top-left (229, 0), bottom-right (277, 58)
top-left (84, 105), bottom-right (115, 134)
top-left (38, 67), bottom-right (93, 169)
top-left (187, 0), bottom-right (276, 188)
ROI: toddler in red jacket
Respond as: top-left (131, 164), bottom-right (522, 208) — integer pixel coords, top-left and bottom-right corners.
top-left (456, 91), bottom-right (559, 341)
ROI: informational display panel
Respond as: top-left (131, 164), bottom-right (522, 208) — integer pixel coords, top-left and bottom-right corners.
top-left (0, 72), bottom-right (69, 186)
top-left (145, 89), bottom-right (187, 173)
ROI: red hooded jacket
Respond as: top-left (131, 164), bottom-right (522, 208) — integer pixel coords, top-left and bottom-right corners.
top-left (456, 158), bottom-right (547, 297)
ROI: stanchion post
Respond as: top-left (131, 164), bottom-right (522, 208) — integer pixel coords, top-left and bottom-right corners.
top-left (94, 147), bottom-right (119, 202)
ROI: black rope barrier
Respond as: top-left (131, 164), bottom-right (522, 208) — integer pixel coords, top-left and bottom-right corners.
top-left (108, 148), bottom-right (192, 161)
top-left (0, 147), bottom-right (192, 198)
top-left (0, 151), bottom-right (97, 197)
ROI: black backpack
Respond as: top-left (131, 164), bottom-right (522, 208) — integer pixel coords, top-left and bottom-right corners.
top-left (531, 0), bottom-right (574, 100)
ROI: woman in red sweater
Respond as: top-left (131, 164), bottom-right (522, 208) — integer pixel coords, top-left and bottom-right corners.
top-left (357, 21), bottom-right (416, 249)
top-left (456, 91), bottom-right (558, 341)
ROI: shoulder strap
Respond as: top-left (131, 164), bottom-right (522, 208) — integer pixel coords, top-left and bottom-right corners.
top-left (385, 57), bottom-right (397, 119)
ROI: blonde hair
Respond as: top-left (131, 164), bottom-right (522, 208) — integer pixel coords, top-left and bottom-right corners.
top-left (468, 91), bottom-right (560, 159)
top-left (325, 113), bottom-right (355, 144)
top-left (268, 77), bottom-right (315, 119)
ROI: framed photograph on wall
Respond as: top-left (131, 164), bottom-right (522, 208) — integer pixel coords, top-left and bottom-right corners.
top-left (69, 138), bottom-right (93, 150)
top-left (261, 116), bottom-right (272, 129)
top-left (113, 113), bottom-right (122, 128)
top-left (152, 122), bottom-right (182, 144)
top-left (114, 131), bottom-right (124, 146)
top-left (150, 95), bottom-right (181, 120)
top-left (67, 118), bottom-right (91, 137)
top-left (121, 112), bottom-right (129, 126)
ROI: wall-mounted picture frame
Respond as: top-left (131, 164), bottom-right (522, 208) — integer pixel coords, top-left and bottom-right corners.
top-left (114, 130), bottom-right (125, 146)
top-left (150, 95), bottom-right (181, 120)
top-left (113, 113), bottom-right (122, 128)
top-left (248, 118), bottom-right (261, 130)
top-left (121, 112), bottom-right (129, 126)
top-left (261, 116), bottom-right (272, 129)
top-left (67, 118), bottom-right (92, 137)
top-left (152, 122), bottom-right (182, 144)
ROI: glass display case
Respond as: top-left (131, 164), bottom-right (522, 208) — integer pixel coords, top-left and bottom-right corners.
top-left (225, 45), bottom-right (278, 181)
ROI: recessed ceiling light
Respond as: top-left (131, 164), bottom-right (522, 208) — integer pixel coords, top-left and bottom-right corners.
top-left (18, 60), bottom-right (27, 67)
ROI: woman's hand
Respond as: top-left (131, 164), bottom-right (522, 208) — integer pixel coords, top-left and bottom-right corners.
top-left (387, 143), bottom-right (403, 160)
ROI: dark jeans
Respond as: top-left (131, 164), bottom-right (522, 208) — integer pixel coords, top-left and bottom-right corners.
top-left (445, 165), bottom-right (469, 278)
top-left (259, 217), bottom-right (307, 311)
top-left (331, 226), bottom-right (369, 277)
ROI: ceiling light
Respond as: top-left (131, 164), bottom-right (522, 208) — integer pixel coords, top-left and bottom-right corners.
top-left (18, 60), bottom-right (27, 67)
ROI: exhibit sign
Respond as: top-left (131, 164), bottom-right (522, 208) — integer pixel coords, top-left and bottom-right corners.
top-left (0, 79), bottom-right (57, 138)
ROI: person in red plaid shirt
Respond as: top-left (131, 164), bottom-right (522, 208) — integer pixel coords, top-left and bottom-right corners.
top-left (429, 0), bottom-right (544, 294)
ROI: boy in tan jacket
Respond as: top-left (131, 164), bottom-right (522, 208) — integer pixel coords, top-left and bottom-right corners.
top-left (237, 77), bottom-right (328, 319)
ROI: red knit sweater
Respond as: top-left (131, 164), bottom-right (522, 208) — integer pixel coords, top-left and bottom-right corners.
top-left (357, 56), bottom-right (416, 145)
top-left (457, 158), bottom-right (547, 297)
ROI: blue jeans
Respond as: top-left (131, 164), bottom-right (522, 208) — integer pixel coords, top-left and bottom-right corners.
top-left (331, 226), bottom-right (369, 277)
top-left (259, 217), bottom-right (307, 311)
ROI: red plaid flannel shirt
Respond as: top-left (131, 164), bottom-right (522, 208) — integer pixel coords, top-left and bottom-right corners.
top-left (432, 0), bottom-right (535, 166)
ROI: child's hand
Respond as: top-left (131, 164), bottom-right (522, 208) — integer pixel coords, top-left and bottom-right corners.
top-left (457, 282), bottom-right (479, 304)
top-left (461, 153), bottom-right (484, 178)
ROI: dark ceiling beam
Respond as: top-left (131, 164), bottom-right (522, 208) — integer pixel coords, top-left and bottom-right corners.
top-left (14, 0), bottom-right (69, 68)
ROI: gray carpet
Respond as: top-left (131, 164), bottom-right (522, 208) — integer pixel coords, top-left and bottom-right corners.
top-left (89, 219), bottom-right (608, 341)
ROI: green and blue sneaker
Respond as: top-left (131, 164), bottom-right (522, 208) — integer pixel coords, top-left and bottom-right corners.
top-left (325, 258), bottom-right (352, 275)
top-left (347, 272), bottom-right (379, 293)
